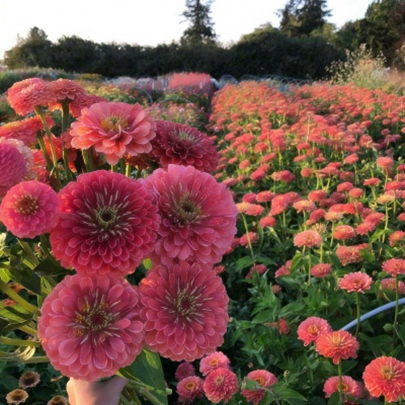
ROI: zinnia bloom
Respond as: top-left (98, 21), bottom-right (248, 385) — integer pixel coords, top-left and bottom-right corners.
top-left (143, 164), bottom-right (237, 266)
top-left (47, 396), bottom-right (68, 405)
top-left (311, 263), bottom-right (332, 278)
top-left (333, 225), bottom-right (356, 241)
top-left (49, 170), bottom-right (159, 277)
top-left (38, 274), bottom-right (144, 381)
top-left (382, 258), bottom-right (405, 276)
top-left (175, 362), bottom-right (196, 381)
top-left (203, 367), bottom-right (239, 404)
top-left (336, 243), bottom-right (369, 267)
top-left (70, 101), bottom-right (156, 165)
top-left (18, 371), bottom-right (40, 389)
top-left (363, 356), bottom-right (405, 403)
top-left (139, 261), bottom-right (229, 362)
top-left (200, 351), bottom-right (231, 376)
top-left (0, 181), bottom-right (60, 239)
top-left (323, 376), bottom-right (363, 404)
top-left (241, 370), bottom-right (278, 405)
top-left (297, 317), bottom-right (332, 346)
top-left (293, 230), bottom-right (323, 248)
top-left (177, 376), bottom-right (204, 403)
top-left (6, 389), bottom-right (28, 404)
top-left (315, 330), bottom-right (359, 364)
top-left (339, 272), bottom-right (373, 294)
top-left (151, 120), bottom-right (219, 173)
top-left (381, 278), bottom-right (405, 295)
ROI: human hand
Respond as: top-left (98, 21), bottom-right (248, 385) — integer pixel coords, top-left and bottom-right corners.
top-left (66, 375), bottom-right (128, 405)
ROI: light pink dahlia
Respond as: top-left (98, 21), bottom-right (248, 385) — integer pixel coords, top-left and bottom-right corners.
top-left (241, 370), bottom-right (278, 405)
top-left (142, 164), bottom-right (237, 266)
top-left (38, 274), bottom-right (144, 381)
top-left (49, 170), bottom-right (160, 277)
top-left (151, 120), bottom-right (219, 173)
top-left (200, 351), bottom-right (231, 376)
top-left (70, 101), bottom-right (156, 165)
top-left (139, 261), bottom-right (229, 362)
top-left (203, 367), bottom-right (239, 403)
top-left (0, 181), bottom-right (60, 239)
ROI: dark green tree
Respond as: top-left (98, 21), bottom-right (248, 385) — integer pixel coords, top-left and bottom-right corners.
top-left (278, 0), bottom-right (302, 37)
top-left (296, 0), bottom-right (331, 36)
top-left (181, 0), bottom-right (216, 45)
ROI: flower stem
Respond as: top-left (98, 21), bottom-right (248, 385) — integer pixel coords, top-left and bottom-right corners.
top-left (19, 240), bottom-right (39, 266)
top-left (355, 292), bottom-right (361, 338)
top-left (338, 360), bottom-right (344, 405)
top-left (394, 274), bottom-right (400, 333)
top-left (241, 214), bottom-right (256, 265)
top-left (0, 279), bottom-right (40, 315)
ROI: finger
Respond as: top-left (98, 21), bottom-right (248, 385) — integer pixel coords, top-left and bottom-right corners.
top-left (66, 379), bottom-right (77, 405)
top-left (108, 375), bottom-right (129, 393)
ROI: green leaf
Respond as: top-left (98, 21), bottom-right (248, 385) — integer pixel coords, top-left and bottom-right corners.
top-left (252, 310), bottom-right (273, 323)
top-left (235, 256), bottom-right (254, 272)
top-left (119, 348), bottom-right (167, 405)
top-left (328, 253), bottom-right (342, 271)
top-left (33, 258), bottom-right (67, 277)
top-left (290, 251), bottom-right (303, 273)
top-left (257, 256), bottom-right (277, 266)
top-left (273, 384), bottom-right (307, 402)
top-left (0, 304), bottom-right (34, 323)
top-left (3, 265), bottom-right (41, 295)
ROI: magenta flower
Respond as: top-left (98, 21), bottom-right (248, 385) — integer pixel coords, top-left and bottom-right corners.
top-left (0, 181), bottom-right (60, 239)
top-left (50, 170), bottom-right (160, 277)
top-left (38, 274), bottom-right (144, 381)
top-left (142, 164), bottom-right (237, 266)
top-left (138, 261), bottom-right (229, 362)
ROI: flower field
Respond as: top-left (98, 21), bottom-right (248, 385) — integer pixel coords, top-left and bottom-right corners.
top-left (1, 73), bottom-right (405, 404)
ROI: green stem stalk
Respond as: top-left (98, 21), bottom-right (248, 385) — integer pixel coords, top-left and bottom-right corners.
top-left (0, 279), bottom-right (40, 315)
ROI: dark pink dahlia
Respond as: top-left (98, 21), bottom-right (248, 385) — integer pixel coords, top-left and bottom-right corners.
top-left (49, 170), bottom-right (160, 277)
top-left (142, 164), bottom-right (237, 266)
top-left (138, 261), bottom-right (229, 362)
top-left (38, 274), bottom-right (144, 381)
top-left (152, 120), bottom-right (219, 173)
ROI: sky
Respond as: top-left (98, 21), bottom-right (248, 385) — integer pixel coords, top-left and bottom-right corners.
top-left (0, 0), bottom-right (375, 60)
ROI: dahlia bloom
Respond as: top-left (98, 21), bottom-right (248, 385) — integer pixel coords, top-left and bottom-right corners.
top-left (175, 362), bottom-right (196, 381)
top-left (363, 356), bottom-right (405, 403)
top-left (49, 79), bottom-right (86, 104)
top-left (382, 258), bottom-right (405, 276)
top-left (38, 274), bottom-right (144, 381)
top-left (200, 351), bottom-right (231, 376)
top-left (293, 230), bottom-right (323, 248)
top-left (0, 181), bottom-right (60, 239)
top-left (7, 78), bottom-right (56, 116)
top-left (241, 370), bottom-right (278, 405)
top-left (151, 120), bottom-right (219, 173)
top-left (297, 317), bottom-right (332, 346)
top-left (203, 367), bottom-right (239, 404)
top-left (49, 170), bottom-right (160, 277)
top-left (310, 263), bottom-right (332, 278)
top-left (70, 101), bottom-right (156, 165)
top-left (339, 272), bottom-right (373, 294)
top-left (177, 376), bottom-right (204, 403)
top-left (323, 376), bottom-right (363, 404)
top-left (142, 164), bottom-right (237, 266)
top-left (315, 330), bottom-right (359, 364)
top-left (139, 261), bottom-right (229, 362)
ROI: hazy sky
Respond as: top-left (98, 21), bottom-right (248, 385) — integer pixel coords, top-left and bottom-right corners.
top-left (0, 0), bottom-right (374, 60)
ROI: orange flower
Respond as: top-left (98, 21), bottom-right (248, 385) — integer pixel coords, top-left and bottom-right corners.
top-left (315, 330), bottom-right (359, 364)
top-left (363, 356), bottom-right (405, 403)
top-left (293, 230), bottom-right (323, 248)
top-left (382, 258), bottom-right (405, 276)
top-left (297, 317), bottom-right (332, 346)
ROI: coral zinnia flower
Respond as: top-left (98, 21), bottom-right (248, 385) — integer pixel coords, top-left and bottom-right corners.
top-left (203, 367), bottom-right (239, 404)
top-left (177, 376), bottom-right (204, 403)
top-left (333, 225), bottom-right (356, 241)
top-left (49, 170), bottom-right (159, 277)
top-left (297, 317), bottom-right (332, 346)
top-left (382, 258), bottom-right (405, 276)
top-left (315, 330), bottom-right (359, 364)
top-left (139, 261), bottom-right (229, 362)
top-left (143, 164), bottom-right (237, 266)
top-left (323, 376), bottom-right (363, 404)
top-left (310, 263), bottom-right (332, 278)
top-left (381, 278), bottom-right (405, 295)
top-left (152, 120), bottom-right (219, 173)
top-left (336, 243), bottom-right (369, 267)
top-left (339, 272), bottom-right (373, 293)
top-left (293, 230), bottom-right (323, 248)
top-left (175, 362), bottom-right (196, 381)
top-left (38, 274), bottom-right (144, 381)
top-left (200, 351), bottom-right (231, 376)
top-left (241, 370), bottom-right (278, 405)
top-left (363, 356), bottom-right (405, 403)
top-left (7, 78), bottom-right (56, 116)
top-left (70, 101), bottom-right (156, 165)
top-left (0, 181), bottom-right (60, 239)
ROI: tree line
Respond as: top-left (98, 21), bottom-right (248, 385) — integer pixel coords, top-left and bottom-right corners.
top-left (2, 0), bottom-right (405, 80)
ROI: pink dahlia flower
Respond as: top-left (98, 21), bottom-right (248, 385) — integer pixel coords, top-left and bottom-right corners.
top-left (143, 164), bottom-right (237, 266)
top-left (70, 101), bottom-right (156, 165)
top-left (49, 170), bottom-right (160, 277)
top-left (177, 376), bottom-right (204, 403)
top-left (203, 367), bottom-right (239, 403)
top-left (241, 370), bottom-right (278, 405)
top-left (151, 120), bottom-right (219, 173)
top-left (0, 181), bottom-right (60, 239)
top-left (200, 351), bottom-right (231, 376)
top-left (7, 78), bottom-right (56, 116)
top-left (38, 274), bottom-right (144, 381)
top-left (139, 261), bottom-right (229, 362)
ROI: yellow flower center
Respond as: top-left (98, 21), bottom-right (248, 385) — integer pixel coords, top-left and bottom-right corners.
top-left (254, 377), bottom-right (266, 387)
top-left (185, 381), bottom-right (196, 391)
top-left (100, 115), bottom-right (128, 132)
top-left (308, 325), bottom-right (319, 335)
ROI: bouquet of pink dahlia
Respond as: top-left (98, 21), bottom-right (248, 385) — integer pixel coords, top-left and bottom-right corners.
top-left (0, 78), bottom-right (237, 404)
